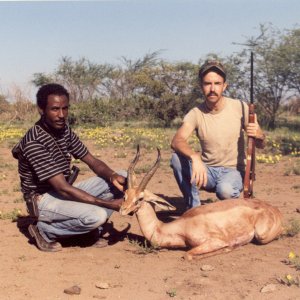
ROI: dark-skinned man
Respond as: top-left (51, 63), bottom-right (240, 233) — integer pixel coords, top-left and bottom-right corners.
top-left (13, 83), bottom-right (126, 252)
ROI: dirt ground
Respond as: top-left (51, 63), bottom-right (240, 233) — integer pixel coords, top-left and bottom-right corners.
top-left (0, 142), bottom-right (299, 300)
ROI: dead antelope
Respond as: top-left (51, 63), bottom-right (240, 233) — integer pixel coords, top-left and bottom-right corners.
top-left (120, 146), bottom-right (283, 260)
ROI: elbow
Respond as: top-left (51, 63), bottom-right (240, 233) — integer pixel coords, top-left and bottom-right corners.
top-left (171, 137), bottom-right (178, 151)
top-left (54, 183), bottom-right (73, 199)
top-left (55, 189), bottom-right (70, 199)
top-left (171, 140), bottom-right (175, 151)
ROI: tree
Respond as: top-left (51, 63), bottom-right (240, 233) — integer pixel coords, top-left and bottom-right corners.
top-left (282, 28), bottom-right (300, 94)
top-left (103, 51), bottom-right (199, 125)
top-left (113, 51), bottom-right (162, 100)
top-left (233, 24), bottom-right (300, 129)
top-left (30, 25), bottom-right (299, 128)
top-left (31, 73), bottom-right (54, 87)
top-left (0, 94), bottom-right (11, 114)
top-left (32, 57), bottom-right (114, 102)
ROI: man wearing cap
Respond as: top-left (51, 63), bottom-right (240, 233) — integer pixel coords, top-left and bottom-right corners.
top-left (170, 60), bottom-right (265, 209)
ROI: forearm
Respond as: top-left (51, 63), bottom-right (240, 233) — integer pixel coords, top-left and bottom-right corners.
top-left (48, 174), bottom-right (119, 210)
top-left (58, 185), bottom-right (118, 209)
top-left (89, 160), bottom-right (115, 182)
top-left (171, 137), bottom-right (201, 161)
top-left (57, 184), bottom-right (94, 203)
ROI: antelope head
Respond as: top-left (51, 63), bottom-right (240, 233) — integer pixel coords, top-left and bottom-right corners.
top-left (120, 145), bottom-right (175, 216)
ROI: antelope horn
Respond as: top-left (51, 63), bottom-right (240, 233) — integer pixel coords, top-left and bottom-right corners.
top-left (127, 145), bottom-right (140, 189)
top-left (137, 148), bottom-right (161, 193)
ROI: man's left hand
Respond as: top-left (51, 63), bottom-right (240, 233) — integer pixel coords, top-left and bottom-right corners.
top-left (111, 173), bottom-right (127, 192)
top-left (246, 114), bottom-right (260, 138)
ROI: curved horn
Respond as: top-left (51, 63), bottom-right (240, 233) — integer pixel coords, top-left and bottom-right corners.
top-left (127, 145), bottom-right (140, 189)
top-left (137, 148), bottom-right (161, 193)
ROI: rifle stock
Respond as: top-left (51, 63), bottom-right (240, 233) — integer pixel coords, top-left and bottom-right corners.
top-left (243, 103), bottom-right (256, 198)
top-left (68, 165), bottom-right (80, 185)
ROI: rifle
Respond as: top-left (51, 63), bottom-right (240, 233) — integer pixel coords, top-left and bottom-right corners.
top-left (243, 51), bottom-right (256, 198)
top-left (68, 165), bottom-right (80, 185)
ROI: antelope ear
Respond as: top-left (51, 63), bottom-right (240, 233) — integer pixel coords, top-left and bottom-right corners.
top-left (143, 190), bottom-right (176, 211)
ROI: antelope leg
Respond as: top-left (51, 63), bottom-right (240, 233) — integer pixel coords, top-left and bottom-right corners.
top-left (185, 239), bottom-right (231, 260)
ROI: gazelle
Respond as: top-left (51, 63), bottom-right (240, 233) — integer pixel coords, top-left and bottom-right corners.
top-left (120, 146), bottom-right (283, 260)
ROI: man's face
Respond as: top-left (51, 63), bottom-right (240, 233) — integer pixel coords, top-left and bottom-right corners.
top-left (41, 94), bottom-right (69, 131)
top-left (201, 71), bottom-right (227, 105)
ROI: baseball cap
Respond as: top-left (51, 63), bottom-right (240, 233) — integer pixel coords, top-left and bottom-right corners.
top-left (198, 60), bottom-right (226, 81)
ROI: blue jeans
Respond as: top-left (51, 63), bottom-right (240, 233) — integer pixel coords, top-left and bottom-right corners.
top-left (37, 171), bottom-right (125, 243)
top-left (170, 153), bottom-right (243, 209)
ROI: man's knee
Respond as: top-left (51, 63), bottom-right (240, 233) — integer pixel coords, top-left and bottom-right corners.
top-left (82, 207), bottom-right (108, 230)
top-left (216, 182), bottom-right (240, 200)
top-left (117, 170), bottom-right (127, 177)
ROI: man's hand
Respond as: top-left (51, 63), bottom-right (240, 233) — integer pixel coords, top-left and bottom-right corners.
top-left (81, 152), bottom-right (127, 192)
top-left (246, 114), bottom-right (266, 149)
top-left (246, 114), bottom-right (262, 138)
top-left (110, 173), bottom-right (127, 192)
top-left (190, 153), bottom-right (207, 188)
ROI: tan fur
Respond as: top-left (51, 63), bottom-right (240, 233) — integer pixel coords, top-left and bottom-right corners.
top-left (120, 193), bottom-right (283, 260)
top-left (121, 147), bottom-right (283, 259)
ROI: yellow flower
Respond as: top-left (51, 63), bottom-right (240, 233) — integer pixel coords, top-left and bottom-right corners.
top-left (286, 274), bottom-right (293, 281)
top-left (288, 251), bottom-right (296, 259)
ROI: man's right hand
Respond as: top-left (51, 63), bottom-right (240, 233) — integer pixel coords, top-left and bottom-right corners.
top-left (190, 154), bottom-right (207, 188)
top-left (171, 122), bottom-right (207, 188)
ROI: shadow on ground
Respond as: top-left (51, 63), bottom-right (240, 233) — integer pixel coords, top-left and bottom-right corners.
top-left (16, 216), bottom-right (131, 249)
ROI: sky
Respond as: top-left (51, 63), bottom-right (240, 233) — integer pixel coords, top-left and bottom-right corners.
top-left (0, 0), bottom-right (299, 99)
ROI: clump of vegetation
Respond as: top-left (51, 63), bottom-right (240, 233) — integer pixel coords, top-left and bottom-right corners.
top-left (284, 159), bottom-right (300, 176)
top-left (257, 132), bottom-right (300, 166)
top-left (292, 184), bottom-right (300, 191)
top-left (278, 252), bottom-right (300, 287)
top-left (277, 274), bottom-right (300, 287)
top-left (283, 219), bottom-right (300, 237)
top-left (113, 151), bottom-right (128, 159)
top-left (0, 208), bottom-right (23, 221)
top-left (283, 251), bottom-right (300, 271)
top-left (0, 126), bottom-right (26, 144)
top-left (266, 131), bottom-right (300, 157)
top-left (127, 237), bottom-right (159, 254)
top-left (166, 288), bottom-right (177, 297)
top-left (78, 126), bottom-right (174, 150)
top-left (256, 153), bottom-right (282, 164)
top-left (133, 164), bottom-right (155, 175)
top-left (13, 197), bottom-right (24, 204)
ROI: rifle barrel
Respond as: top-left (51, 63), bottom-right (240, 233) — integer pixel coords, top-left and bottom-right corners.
top-left (250, 51), bottom-right (254, 104)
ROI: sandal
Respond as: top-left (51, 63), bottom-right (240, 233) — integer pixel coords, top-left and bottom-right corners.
top-left (28, 224), bottom-right (62, 252)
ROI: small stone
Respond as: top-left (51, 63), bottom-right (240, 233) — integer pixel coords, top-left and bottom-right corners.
top-left (64, 285), bottom-right (81, 295)
top-left (201, 264), bottom-right (215, 271)
top-left (95, 282), bottom-right (110, 289)
top-left (260, 283), bottom-right (276, 293)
